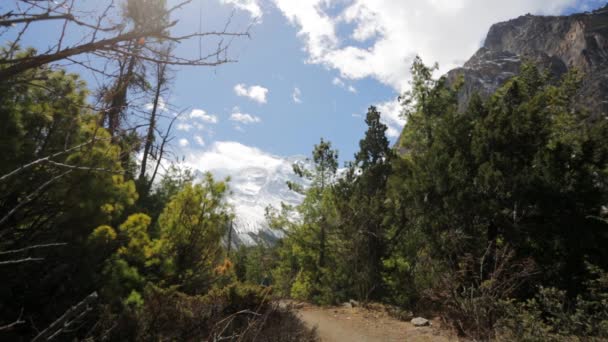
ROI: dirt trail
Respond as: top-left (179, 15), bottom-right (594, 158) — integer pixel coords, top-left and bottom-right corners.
top-left (295, 303), bottom-right (458, 342)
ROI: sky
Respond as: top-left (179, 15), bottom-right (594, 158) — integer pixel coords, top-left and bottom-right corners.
top-left (166, 0), bottom-right (605, 176)
top-left (3, 0), bottom-right (607, 179)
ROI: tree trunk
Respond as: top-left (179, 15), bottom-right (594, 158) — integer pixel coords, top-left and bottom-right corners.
top-left (138, 62), bottom-right (166, 184)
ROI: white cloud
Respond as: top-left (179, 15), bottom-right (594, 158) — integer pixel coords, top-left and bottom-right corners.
top-left (185, 141), bottom-right (285, 174)
top-left (376, 98), bottom-right (405, 138)
top-left (220, 0), bottom-right (262, 18)
top-left (230, 113), bottom-right (261, 124)
top-left (272, 0), bottom-right (581, 92)
top-left (273, 0), bottom-right (338, 59)
top-left (182, 141), bottom-right (305, 239)
top-left (176, 123), bottom-right (193, 131)
top-left (292, 87), bottom-right (302, 103)
top-left (332, 76), bottom-right (357, 93)
top-left (194, 135), bottom-right (205, 146)
top-left (178, 138), bottom-right (189, 147)
top-left (230, 107), bottom-right (261, 124)
top-left (234, 83), bottom-right (269, 104)
top-left (144, 97), bottom-right (168, 112)
top-left (190, 109), bottom-right (218, 123)
top-left (332, 77), bottom-right (345, 87)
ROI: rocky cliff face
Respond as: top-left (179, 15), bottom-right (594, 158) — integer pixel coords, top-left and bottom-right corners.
top-left (447, 5), bottom-right (608, 114)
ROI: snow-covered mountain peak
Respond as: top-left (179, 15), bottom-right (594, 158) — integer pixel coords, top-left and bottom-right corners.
top-left (184, 141), bottom-right (307, 244)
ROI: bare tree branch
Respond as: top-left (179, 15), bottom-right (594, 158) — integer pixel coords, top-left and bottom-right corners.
top-left (0, 309), bottom-right (25, 331)
top-left (0, 257), bottom-right (44, 265)
top-left (0, 170), bottom-right (72, 227)
top-left (0, 0), bottom-right (251, 81)
top-left (147, 109), bottom-right (185, 190)
top-left (0, 139), bottom-right (104, 182)
top-left (0, 13), bottom-right (74, 26)
top-left (0, 242), bottom-right (67, 255)
top-left (32, 292), bottom-right (98, 342)
top-left (45, 160), bottom-right (123, 174)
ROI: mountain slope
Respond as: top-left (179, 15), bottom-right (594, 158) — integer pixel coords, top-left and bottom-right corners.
top-left (182, 141), bottom-right (309, 245)
top-left (223, 156), bottom-right (306, 245)
top-left (445, 5), bottom-right (608, 113)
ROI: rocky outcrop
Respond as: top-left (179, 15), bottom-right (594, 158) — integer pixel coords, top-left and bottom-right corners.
top-left (446, 5), bottom-right (608, 115)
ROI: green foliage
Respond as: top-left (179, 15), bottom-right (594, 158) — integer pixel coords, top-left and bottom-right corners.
top-left (270, 138), bottom-right (342, 303)
top-left (102, 283), bottom-right (316, 342)
top-left (2, 37), bottom-right (607, 341)
top-left (0, 60), bottom-right (142, 338)
top-left (0, 47), bottom-right (316, 341)
top-left (89, 225), bottom-right (118, 244)
top-left (157, 174), bottom-right (232, 293)
top-left (497, 265), bottom-right (608, 341)
top-left (271, 107), bottom-right (395, 304)
top-left (103, 258), bottom-right (146, 305)
top-left (123, 290), bottom-right (145, 310)
top-left (290, 270), bottom-right (314, 300)
top-left (384, 58), bottom-right (608, 338)
top-left (265, 57), bottom-right (608, 342)
top-left (117, 213), bottom-right (155, 265)
top-left (233, 244), bottom-right (277, 286)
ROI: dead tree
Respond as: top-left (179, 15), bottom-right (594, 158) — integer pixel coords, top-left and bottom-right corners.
top-left (0, 0), bottom-right (250, 81)
top-left (145, 109), bottom-right (184, 193)
top-left (138, 46), bottom-right (171, 184)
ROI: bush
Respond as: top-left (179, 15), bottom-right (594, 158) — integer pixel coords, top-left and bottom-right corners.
top-left (96, 283), bottom-right (317, 341)
top-left (427, 245), bottom-right (536, 340)
top-left (497, 265), bottom-right (608, 341)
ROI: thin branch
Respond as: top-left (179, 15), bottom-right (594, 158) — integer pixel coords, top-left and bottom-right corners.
top-left (0, 242), bottom-right (67, 255)
top-left (0, 139), bottom-right (104, 182)
top-left (148, 109), bottom-right (185, 190)
top-left (0, 309), bottom-right (25, 331)
top-left (0, 257), bottom-right (44, 265)
top-left (0, 13), bottom-right (74, 27)
top-left (45, 160), bottom-right (122, 173)
top-left (0, 170), bottom-right (72, 227)
top-left (32, 292), bottom-right (98, 342)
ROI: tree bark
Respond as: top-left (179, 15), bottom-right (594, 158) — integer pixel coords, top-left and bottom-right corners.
top-left (139, 62), bottom-right (166, 182)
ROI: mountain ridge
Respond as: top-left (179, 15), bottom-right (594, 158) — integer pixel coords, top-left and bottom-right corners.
top-left (443, 4), bottom-right (608, 113)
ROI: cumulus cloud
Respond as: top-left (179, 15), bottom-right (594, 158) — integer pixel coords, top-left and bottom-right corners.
top-left (178, 138), bottom-right (189, 147)
top-left (234, 83), bottom-right (269, 104)
top-left (190, 109), bottom-right (218, 123)
top-left (176, 123), bottom-right (193, 131)
top-left (220, 0), bottom-right (587, 137)
top-left (144, 97), bottom-right (168, 112)
top-left (186, 141), bottom-right (284, 173)
top-left (230, 107), bottom-right (261, 124)
top-left (332, 77), bottom-right (345, 87)
top-left (194, 135), bottom-right (205, 146)
top-left (332, 76), bottom-right (357, 93)
top-left (376, 98), bottom-right (405, 138)
top-left (220, 0), bottom-right (262, 18)
top-left (272, 0), bottom-right (581, 92)
top-left (292, 87), bottom-right (302, 103)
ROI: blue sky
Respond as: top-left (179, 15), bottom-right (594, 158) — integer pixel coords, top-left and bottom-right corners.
top-left (3, 0), bottom-right (606, 173)
top-left (169, 0), bottom-right (605, 168)
top-left (165, 0), bottom-right (399, 163)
